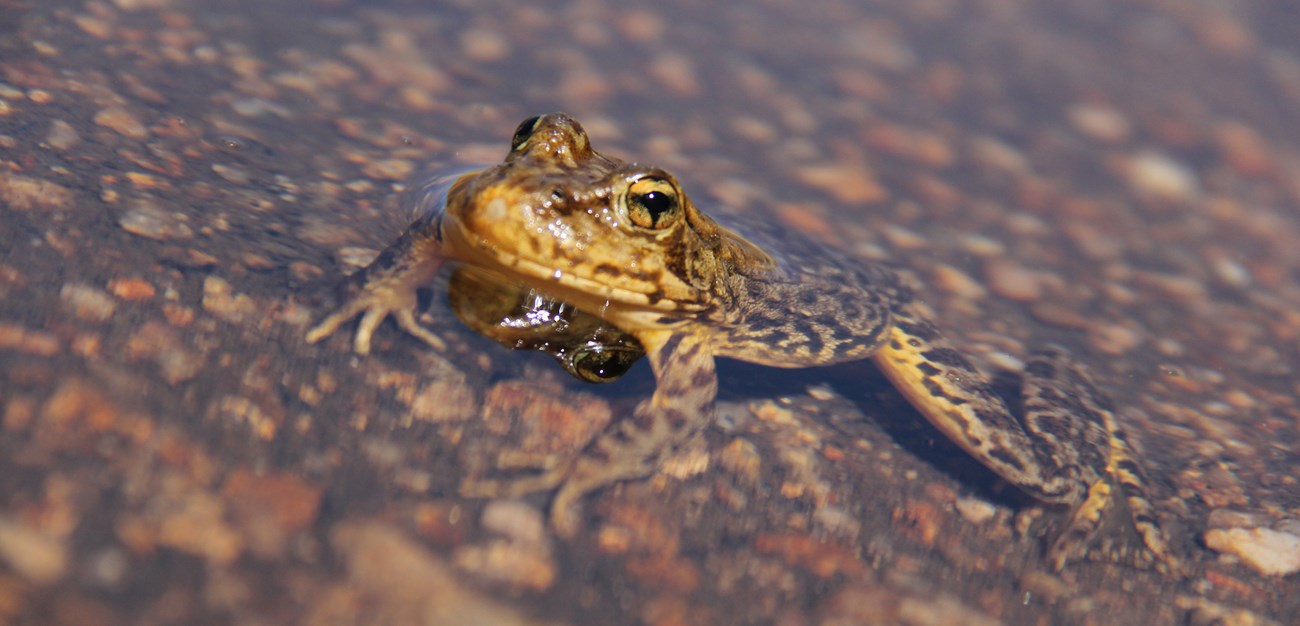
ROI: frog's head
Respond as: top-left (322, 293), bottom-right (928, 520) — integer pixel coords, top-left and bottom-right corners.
top-left (440, 114), bottom-right (771, 328)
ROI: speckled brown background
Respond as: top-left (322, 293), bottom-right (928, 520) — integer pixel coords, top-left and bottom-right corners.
top-left (1, 0), bottom-right (1298, 624)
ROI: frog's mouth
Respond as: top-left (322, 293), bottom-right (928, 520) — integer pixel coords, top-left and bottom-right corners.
top-left (439, 214), bottom-right (709, 327)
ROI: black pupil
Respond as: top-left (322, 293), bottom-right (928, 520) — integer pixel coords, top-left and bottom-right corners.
top-left (638, 191), bottom-right (673, 222)
top-left (575, 349), bottom-right (628, 382)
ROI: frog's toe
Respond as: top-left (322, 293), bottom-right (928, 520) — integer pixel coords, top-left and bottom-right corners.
top-left (305, 299), bottom-right (370, 346)
top-left (307, 292), bottom-right (444, 355)
top-left (460, 469), bottom-right (569, 500)
top-left (548, 483), bottom-right (585, 538)
top-left (392, 307), bottom-right (446, 351)
top-left (1047, 473), bottom-right (1181, 574)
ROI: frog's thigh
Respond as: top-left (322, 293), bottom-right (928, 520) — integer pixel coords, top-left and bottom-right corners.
top-left (871, 311), bottom-right (1077, 501)
top-left (1023, 348), bottom-right (1179, 572)
top-left (549, 331), bottom-right (718, 535)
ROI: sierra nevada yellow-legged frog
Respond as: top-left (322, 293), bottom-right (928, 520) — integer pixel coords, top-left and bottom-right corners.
top-left (307, 113), bottom-right (1178, 572)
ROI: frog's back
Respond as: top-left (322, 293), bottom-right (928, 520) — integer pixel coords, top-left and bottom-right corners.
top-left (705, 214), bottom-right (908, 367)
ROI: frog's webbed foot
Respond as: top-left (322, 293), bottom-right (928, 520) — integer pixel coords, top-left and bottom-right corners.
top-left (1023, 347), bottom-right (1182, 574)
top-left (463, 333), bottom-right (718, 538)
top-left (306, 234), bottom-right (446, 354)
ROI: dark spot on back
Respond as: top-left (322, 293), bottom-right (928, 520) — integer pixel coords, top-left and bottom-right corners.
top-left (916, 362), bottom-right (941, 377)
top-left (920, 348), bottom-right (968, 369)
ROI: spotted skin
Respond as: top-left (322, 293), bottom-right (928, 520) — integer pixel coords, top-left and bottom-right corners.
top-left (307, 113), bottom-right (1178, 571)
top-left (1021, 347), bottom-right (1178, 573)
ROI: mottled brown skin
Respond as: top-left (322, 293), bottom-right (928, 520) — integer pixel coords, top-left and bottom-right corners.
top-left (307, 113), bottom-right (1178, 572)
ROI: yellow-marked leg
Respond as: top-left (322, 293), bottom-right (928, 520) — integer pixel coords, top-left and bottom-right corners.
top-left (871, 303), bottom-right (1177, 571)
top-left (870, 308), bottom-right (1079, 503)
top-left (1024, 347), bottom-right (1181, 573)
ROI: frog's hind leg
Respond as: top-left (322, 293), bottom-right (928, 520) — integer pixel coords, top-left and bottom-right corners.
top-left (871, 306), bottom-right (1179, 571)
top-left (870, 306), bottom-right (1080, 503)
top-left (1022, 347), bottom-right (1181, 573)
top-left (463, 331), bottom-right (718, 537)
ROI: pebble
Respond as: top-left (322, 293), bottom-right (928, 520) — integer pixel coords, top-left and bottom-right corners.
top-left (1206, 509), bottom-right (1273, 530)
top-left (774, 202), bottom-right (835, 240)
top-left (954, 497), bottom-right (997, 525)
top-left (754, 532), bottom-right (865, 579)
top-left (1028, 302), bottom-right (1091, 330)
top-left (59, 283), bottom-right (117, 322)
top-left (1209, 253), bottom-right (1252, 288)
top-left (452, 501), bottom-right (555, 591)
top-left (750, 399), bottom-right (795, 425)
top-left (140, 491), bottom-right (244, 566)
top-left (0, 323), bottom-right (60, 357)
top-left (648, 52), bottom-right (701, 98)
top-left (220, 468), bottom-right (323, 558)
top-left (968, 135), bottom-right (1029, 175)
top-left (480, 381), bottom-right (612, 455)
top-left (794, 163), bottom-right (888, 205)
top-left (44, 119), bottom-right (80, 149)
top-left (881, 224), bottom-right (927, 250)
top-left (617, 8), bottom-right (667, 43)
top-left (211, 163), bottom-right (250, 185)
top-left (1124, 150), bottom-right (1201, 201)
top-left (1089, 322), bottom-right (1143, 355)
top-left (125, 321), bottom-right (202, 384)
top-left (983, 258), bottom-right (1044, 302)
top-left (330, 522), bottom-right (540, 626)
top-left (1215, 121), bottom-right (1274, 178)
top-left (201, 276), bottom-right (258, 325)
top-left (955, 232), bottom-right (1006, 257)
top-left (117, 196), bottom-right (193, 240)
top-left (931, 263), bottom-right (987, 300)
top-left (983, 350), bottom-right (1024, 372)
top-left (0, 517), bottom-right (67, 584)
top-left (125, 171), bottom-right (168, 191)
top-left (821, 584), bottom-right (1001, 626)
top-left (1067, 102), bottom-right (1132, 144)
top-left (717, 437), bottom-right (762, 484)
top-left (1204, 526), bottom-right (1300, 576)
top-left (93, 106), bottom-right (149, 139)
top-left (408, 377), bottom-right (479, 423)
top-left (481, 500), bottom-right (549, 549)
top-left (0, 173), bottom-right (77, 212)
top-left (459, 27), bottom-right (511, 62)
top-left (362, 157), bottom-right (415, 181)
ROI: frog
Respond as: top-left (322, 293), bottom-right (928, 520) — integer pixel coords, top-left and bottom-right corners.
top-left (306, 113), bottom-right (1178, 572)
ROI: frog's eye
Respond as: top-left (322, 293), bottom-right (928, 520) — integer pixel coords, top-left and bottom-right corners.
top-left (567, 344), bottom-right (643, 383)
top-left (623, 176), bottom-right (681, 230)
top-left (510, 115), bottom-right (542, 151)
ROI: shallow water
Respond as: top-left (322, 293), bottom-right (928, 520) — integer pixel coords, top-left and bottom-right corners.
top-left (2, 0), bottom-right (1299, 623)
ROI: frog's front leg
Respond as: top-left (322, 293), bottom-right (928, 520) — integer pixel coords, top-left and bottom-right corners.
top-left (305, 216), bottom-right (448, 354)
top-left (464, 331), bottom-right (717, 536)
